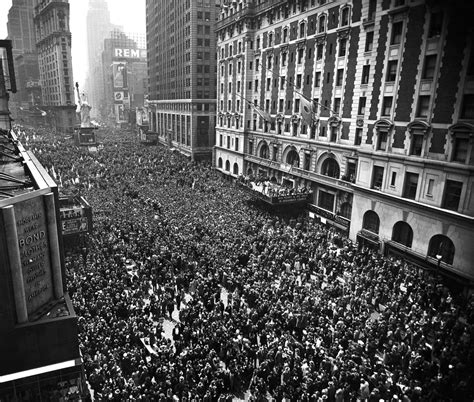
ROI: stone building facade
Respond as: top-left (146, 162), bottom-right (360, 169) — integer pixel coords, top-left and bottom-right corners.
top-left (215, 0), bottom-right (474, 281)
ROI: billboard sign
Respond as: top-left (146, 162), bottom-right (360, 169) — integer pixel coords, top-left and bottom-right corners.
top-left (112, 62), bottom-right (127, 89)
top-left (114, 48), bottom-right (146, 59)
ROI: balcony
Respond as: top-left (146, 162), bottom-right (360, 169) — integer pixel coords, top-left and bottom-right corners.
top-left (244, 155), bottom-right (354, 193)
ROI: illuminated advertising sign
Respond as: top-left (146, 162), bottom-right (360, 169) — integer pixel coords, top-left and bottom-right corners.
top-left (114, 48), bottom-right (146, 59)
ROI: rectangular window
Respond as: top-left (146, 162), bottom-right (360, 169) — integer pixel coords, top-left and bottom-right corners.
top-left (316, 44), bottom-right (324, 60)
top-left (295, 99), bottom-right (300, 113)
top-left (410, 134), bottom-right (424, 156)
top-left (461, 94), bottom-right (474, 119)
top-left (358, 97), bottom-right (366, 115)
top-left (280, 77), bottom-right (285, 89)
top-left (371, 166), bottom-right (384, 190)
top-left (391, 21), bottom-right (403, 45)
top-left (426, 178), bottom-right (434, 196)
top-left (416, 96), bottom-right (430, 118)
top-left (219, 134), bottom-right (223, 146)
top-left (279, 99), bottom-right (284, 112)
top-left (377, 131), bottom-right (388, 151)
top-left (403, 172), bottom-right (419, 199)
top-left (296, 74), bottom-right (302, 88)
top-left (338, 39), bottom-right (347, 57)
top-left (362, 65), bottom-right (370, 84)
top-left (235, 137), bottom-right (239, 151)
top-left (314, 71), bottom-right (321, 87)
top-left (282, 52), bottom-right (287, 66)
top-left (390, 171), bottom-right (397, 186)
top-left (336, 69), bottom-right (344, 86)
top-left (386, 60), bottom-right (398, 82)
top-left (318, 190), bottom-right (335, 211)
top-left (422, 55), bottom-right (437, 79)
top-left (330, 126), bottom-right (338, 142)
top-left (428, 11), bottom-right (443, 38)
top-left (298, 48), bottom-right (304, 64)
top-left (354, 128), bottom-right (362, 145)
top-left (266, 78), bottom-right (271, 90)
top-left (333, 98), bottom-right (341, 114)
top-left (442, 180), bottom-right (463, 211)
top-left (365, 31), bottom-right (374, 52)
top-left (382, 96), bottom-right (393, 116)
top-left (452, 137), bottom-right (469, 163)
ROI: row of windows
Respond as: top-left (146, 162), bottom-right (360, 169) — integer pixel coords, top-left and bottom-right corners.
top-left (371, 166), bottom-right (464, 211)
top-left (362, 211), bottom-right (455, 265)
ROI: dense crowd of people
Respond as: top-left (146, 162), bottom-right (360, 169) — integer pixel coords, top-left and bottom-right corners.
top-left (14, 125), bottom-right (474, 401)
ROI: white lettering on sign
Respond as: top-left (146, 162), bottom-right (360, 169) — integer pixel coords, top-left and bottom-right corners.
top-left (114, 48), bottom-right (146, 59)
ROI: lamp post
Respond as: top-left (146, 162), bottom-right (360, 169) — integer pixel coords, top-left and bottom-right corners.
top-left (435, 254), bottom-right (442, 273)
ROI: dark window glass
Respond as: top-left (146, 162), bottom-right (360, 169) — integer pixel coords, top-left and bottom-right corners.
top-left (410, 134), bottom-right (423, 156)
top-left (363, 210), bottom-right (380, 233)
top-left (371, 165), bottom-right (384, 189)
top-left (318, 191), bottom-right (335, 211)
top-left (365, 31), bottom-right (374, 51)
top-left (442, 180), bottom-right (463, 211)
top-left (403, 172), bottom-right (418, 199)
top-left (428, 235), bottom-right (454, 264)
top-left (392, 221), bottom-right (413, 248)
top-left (422, 55), bottom-right (437, 79)
top-left (391, 21), bottom-right (403, 45)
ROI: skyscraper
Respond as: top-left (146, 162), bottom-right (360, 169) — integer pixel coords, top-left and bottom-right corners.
top-left (215, 0), bottom-right (474, 282)
top-left (85, 0), bottom-right (113, 119)
top-left (33, 0), bottom-right (76, 133)
top-left (6, 0), bottom-right (41, 118)
top-left (146, 0), bottom-right (219, 161)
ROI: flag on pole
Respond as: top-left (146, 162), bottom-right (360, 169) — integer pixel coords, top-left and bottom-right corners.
top-left (300, 96), bottom-right (317, 127)
top-left (251, 103), bottom-right (273, 123)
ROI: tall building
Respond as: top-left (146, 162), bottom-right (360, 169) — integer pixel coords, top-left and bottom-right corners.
top-left (102, 29), bottom-right (147, 126)
top-left (85, 0), bottom-right (113, 119)
top-left (33, 0), bottom-right (76, 134)
top-left (6, 0), bottom-right (42, 119)
top-left (215, 0), bottom-right (474, 282)
top-left (146, 0), bottom-right (219, 161)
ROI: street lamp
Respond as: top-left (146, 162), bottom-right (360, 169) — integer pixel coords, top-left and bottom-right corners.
top-left (435, 254), bottom-right (442, 272)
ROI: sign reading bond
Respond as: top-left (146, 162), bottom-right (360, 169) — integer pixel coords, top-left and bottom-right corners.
top-left (1, 191), bottom-right (63, 323)
top-left (15, 196), bottom-right (54, 315)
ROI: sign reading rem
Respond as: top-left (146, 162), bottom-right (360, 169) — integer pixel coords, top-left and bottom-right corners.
top-left (114, 48), bottom-right (146, 59)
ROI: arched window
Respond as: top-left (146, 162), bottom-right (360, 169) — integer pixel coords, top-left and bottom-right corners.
top-left (428, 235), bottom-right (455, 265)
top-left (319, 15), bottom-right (326, 33)
top-left (392, 221), bottom-right (413, 248)
top-left (341, 7), bottom-right (350, 26)
top-left (321, 158), bottom-right (340, 178)
top-left (225, 160), bottom-right (230, 171)
top-left (362, 210), bottom-right (380, 234)
top-left (268, 32), bottom-right (273, 47)
top-left (218, 157), bottom-right (223, 168)
top-left (259, 142), bottom-right (270, 159)
top-left (286, 149), bottom-right (300, 167)
top-left (283, 28), bottom-right (288, 42)
top-left (339, 201), bottom-right (352, 219)
top-left (247, 167), bottom-right (253, 176)
top-left (233, 163), bottom-right (239, 175)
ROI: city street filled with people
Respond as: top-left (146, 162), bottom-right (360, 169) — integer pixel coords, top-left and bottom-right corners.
top-left (14, 125), bottom-right (474, 401)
